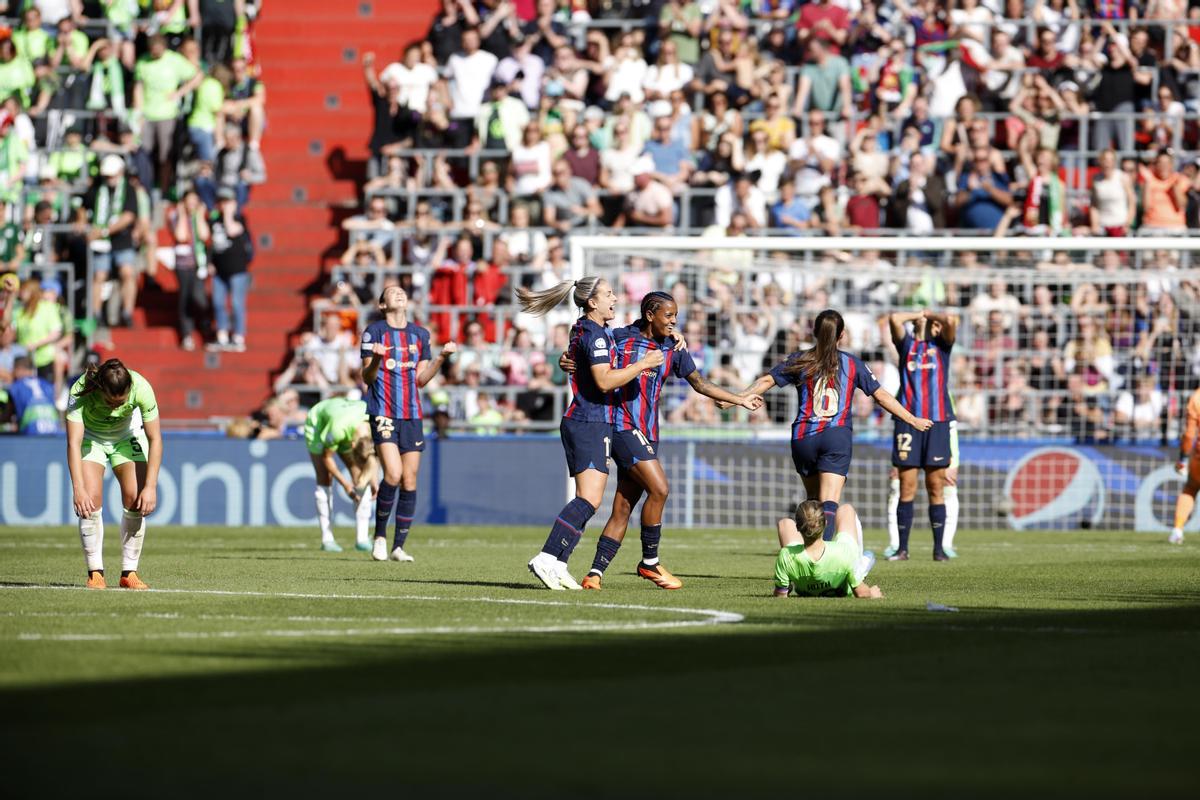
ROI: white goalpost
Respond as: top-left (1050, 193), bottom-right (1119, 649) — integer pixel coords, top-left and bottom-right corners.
top-left (567, 235), bottom-right (1200, 533)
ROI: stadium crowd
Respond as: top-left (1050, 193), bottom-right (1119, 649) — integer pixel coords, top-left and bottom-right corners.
top-left (0, 0), bottom-right (263, 433)
top-left (274, 0), bottom-right (1200, 440)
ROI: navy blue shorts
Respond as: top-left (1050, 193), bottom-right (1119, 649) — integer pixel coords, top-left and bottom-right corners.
top-left (560, 417), bottom-right (611, 476)
top-left (892, 420), bottom-right (952, 468)
top-left (613, 428), bottom-right (658, 472)
top-left (370, 415), bottom-right (425, 453)
top-left (790, 426), bottom-right (853, 478)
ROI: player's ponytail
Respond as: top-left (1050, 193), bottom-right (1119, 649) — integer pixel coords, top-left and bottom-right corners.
top-left (784, 308), bottom-right (844, 388)
top-left (635, 291), bottom-right (675, 330)
top-left (793, 499), bottom-right (826, 542)
top-left (78, 358), bottom-right (133, 398)
top-left (516, 276), bottom-right (602, 317)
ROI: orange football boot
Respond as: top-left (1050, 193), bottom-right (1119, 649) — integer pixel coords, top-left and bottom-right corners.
top-left (85, 572), bottom-right (106, 590)
top-left (581, 573), bottom-right (603, 590)
top-left (119, 572), bottom-right (149, 590)
top-left (637, 562), bottom-right (682, 590)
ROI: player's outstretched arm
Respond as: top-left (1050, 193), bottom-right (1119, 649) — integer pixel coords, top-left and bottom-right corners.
top-left (715, 373), bottom-right (776, 410)
top-left (852, 584), bottom-right (884, 599)
top-left (873, 387), bottom-right (932, 431)
top-left (417, 341), bottom-right (457, 387)
top-left (685, 371), bottom-right (763, 410)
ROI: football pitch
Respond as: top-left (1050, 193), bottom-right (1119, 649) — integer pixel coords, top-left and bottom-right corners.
top-left (1, 525), bottom-right (1197, 797)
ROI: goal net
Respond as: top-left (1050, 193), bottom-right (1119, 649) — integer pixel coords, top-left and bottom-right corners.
top-left (568, 235), bottom-right (1200, 533)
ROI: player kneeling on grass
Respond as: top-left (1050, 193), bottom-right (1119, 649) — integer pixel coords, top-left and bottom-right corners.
top-left (773, 501), bottom-right (882, 599)
top-left (66, 359), bottom-right (162, 590)
top-left (305, 396), bottom-right (378, 553)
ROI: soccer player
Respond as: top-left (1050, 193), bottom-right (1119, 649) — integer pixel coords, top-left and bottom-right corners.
top-left (517, 277), bottom-right (666, 590)
top-left (774, 501), bottom-right (882, 599)
top-left (576, 291), bottom-right (762, 590)
top-left (884, 309), bottom-right (957, 561)
top-left (738, 309), bottom-right (932, 541)
top-left (304, 395), bottom-right (377, 553)
top-left (887, 431), bottom-right (962, 557)
top-left (1169, 386), bottom-right (1200, 544)
top-left (361, 286), bottom-right (456, 562)
top-left (65, 358), bottom-right (162, 590)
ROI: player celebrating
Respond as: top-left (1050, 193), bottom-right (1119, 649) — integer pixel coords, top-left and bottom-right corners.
top-left (361, 286), bottom-right (456, 562)
top-left (1169, 386), bottom-right (1200, 544)
top-left (518, 277), bottom-right (665, 590)
top-left (738, 309), bottom-right (932, 541)
top-left (304, 395), bottom-right (377, 553)
top-left (884, 309), bottom-right (957, 561)
top-left (773, 501), bottom-right (882, 599)
top-left (65, 358), bottom-right (162, 590)
top-left (577, 291), bottom-right (762, 590)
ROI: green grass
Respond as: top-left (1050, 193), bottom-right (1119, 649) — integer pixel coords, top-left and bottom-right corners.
top-left (1, 525), bottom-right (1198, 798)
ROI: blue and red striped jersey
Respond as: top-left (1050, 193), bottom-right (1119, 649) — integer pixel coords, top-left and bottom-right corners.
top-left (770, 350), bottom-right (881, 440)
top-left (563, 317), bottom-right (617, 423)
top-left (612, 325), bottom-right (697, 440)
top-left (896, 334), bottom-right (955, 422)
top-left (360, 321), bottom-right (432, 419)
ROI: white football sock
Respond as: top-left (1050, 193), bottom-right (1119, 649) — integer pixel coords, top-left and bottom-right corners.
top-left (314, 485), bottom-right (334, 543)
top-left (78, 509), bottom-right (104, 572)
top-left (121, 508), bottom-right (146, 572)
top-left (943, 485), bottom-right (959, 550)
top-left (355, 486), bottom-right (374, 546)
top-left (887, 478), bottom-right (900, 550)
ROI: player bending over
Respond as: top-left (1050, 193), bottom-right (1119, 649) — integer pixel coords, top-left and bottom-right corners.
top-left (361, 286), bottom-right (456, 562)
top-left (570, 291), bottom-right (762, 590)
top-left (304, 396), bottom-right (378, 552)
top-left (884, 309), bottom-right (958, 561)
top-left (774, 501), bottom-right (882, 599)
top-left (66, 358), bottom-right (162, 590)
top-left (1169, 386), bottom-right (1200, 544)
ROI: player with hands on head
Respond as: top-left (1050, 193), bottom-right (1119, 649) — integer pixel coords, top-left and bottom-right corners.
top-left (65, 358), bottom-right (163, 590)
top-left (885, 308), bottom-right (958, 561)
top-left (563, 291), bottom-right (764, 590)
top-left (361, 286), bottom-right (456, 562)
top-left (774, 501), bottom-right (882, 599)
top-left (518, 277), bottom-right (666, 590)
top-left (1169, 386), bottom-right (1200, 544)
top-left (733, 309), bottom-right (932, 542)
top-left (303, 396), bottom-right (379, 553)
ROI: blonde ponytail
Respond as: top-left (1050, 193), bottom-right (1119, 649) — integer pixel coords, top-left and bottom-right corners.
top-left (516, 276), bottom-right (603, 317)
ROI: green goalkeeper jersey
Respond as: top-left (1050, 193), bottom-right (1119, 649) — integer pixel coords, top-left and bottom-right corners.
top-left (774, 532), bottom-right (861, 597)
top-left (66, 370), bottom-right (159, 443)
top-left (306, 397), bottom-right (367, 454)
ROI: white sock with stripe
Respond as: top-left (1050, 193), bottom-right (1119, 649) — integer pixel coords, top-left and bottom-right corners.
top-left (887, 478), bottom-right (900, 550)
top-left (943, 485), bottom-right (959, 550)
top-left (355, 486), bottom-right (374, 546)
top-left (121, 509), bottom-right (146, 572)
top-left (315, 485), bottom-right (334, 544)
top-left (79, 510), bottom-right (104, 572)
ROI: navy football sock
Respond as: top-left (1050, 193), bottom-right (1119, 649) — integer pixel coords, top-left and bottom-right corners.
top-left (640, 524), bottom-right (662, 565)
top-left (393, 489), bottom-right (417, 549)
top-left (930, 503), bottom-right (947, 554)
top-left (897, 500), bottom-right (915, 552)
top-left (589, 535), bottom-right (622, 576)
top-left (821, 500), bottom-right (839, 541)
top-left (375, 481), bottom-right (397, 541)
top-left (542, 497), bottom-right (595, 561)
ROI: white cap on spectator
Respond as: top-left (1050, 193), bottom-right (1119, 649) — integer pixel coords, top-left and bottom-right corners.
top-left (583, 106), bottom-right (604, 122)
top-left (631, 155), bottom-right (655, 177)
top-left (99, 155), bottom-right (125, 177)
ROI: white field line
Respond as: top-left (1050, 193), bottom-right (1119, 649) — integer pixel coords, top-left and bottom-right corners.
top-left (0, 584), bottom-right (744, 642)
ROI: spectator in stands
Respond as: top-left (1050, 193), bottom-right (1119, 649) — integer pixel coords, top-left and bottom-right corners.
top-left (616, 166), bottom-right (674, 229)
top-left (2, 354), bottom-right (60, 434)
top-left (208, 187), bottom-right (252, 352)
top-left (798, 0), bottom-right (851, 53)
top-left (343, 195), bottom-right (395, 247)
top-left (643, 112), bottom-right (694, 194)
top-left (660, 0), bottom-right (703, 66)
top-left (499, 202), bottom-right (546, 276)
top-left (224, 55), bottom-right (266, 149)
top-left (301, 312), bottom-right (357, 388)
top-left (1063, 314), bottom-right (1116, 394)
top-left (1060, 368), bottom-right (1109, 443)
top-left (0, 38), bottom-right (35, 110)
top-left (509, 121), bottom-right (552, 204)
top-left (771, 180), bottom-right (812, 234)
top-left (644, 39), bottom-right (694, 120)
top-left (563, 123), bottom-right (600, 186)
top-left (543, 160), bottom-right (601, 233)
top-left (205, 122), bottom-right (265, 209)
top-left (188, 63), bottom-right (229, 165)
top-left (85, 154), bottom-right (138, 326)
top-left (170, 188), bottom-right (210, 351)
top-left (476, 77), bottom-right (529, 152)
top-left (845, 172), bottom-right (884, 231)
top-left (1139, 150), bottom-right (1188, 232)
top-left (431, 235), bottom-right (473, 342)
top-left (198, 0), bottom-right (243, 66)
top-left (715, 171), bottom-right (767, 228)
top-left (792, 38), bottom-right (852, 122)
top-left (0, 114), bottom-right (28, 205)
top-left (889, 152), bottom-right (946, 232)
top-left (134, 34), bottom-right (201, 194)
top-left (446, 27), bottom-right (498, 148)
top-left (693, 27), bottom-right (740, 101)
top-left (956, 147), bottom-right (1012, 231)
top-left (363, 51), bottom-right (410, 164)
top-left (1090, 148), bottom-right (1137, 236)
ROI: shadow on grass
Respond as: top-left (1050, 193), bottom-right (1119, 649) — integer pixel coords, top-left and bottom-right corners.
top-left (2, 603), bottom-right (1197, 798)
